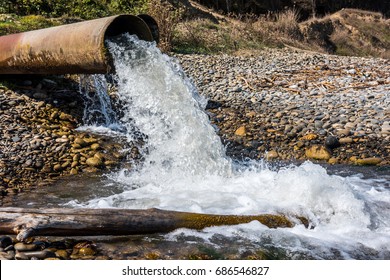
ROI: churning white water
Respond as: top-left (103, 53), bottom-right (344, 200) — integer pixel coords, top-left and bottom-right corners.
top-left (73, 34), bottom-right (390, 259)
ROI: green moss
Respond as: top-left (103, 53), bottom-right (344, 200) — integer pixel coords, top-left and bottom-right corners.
top-left (0, 0), bottom-right (148, 20)
top-left (0, 14), bottom-right (58, 35)
top-left (18, 15), bottom-right (57, 31)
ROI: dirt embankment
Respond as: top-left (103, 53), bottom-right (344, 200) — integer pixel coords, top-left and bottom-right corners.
top-left (191, 0), bottom-right (390, 19)
top-left (300, 9), bottom-right (390, 58)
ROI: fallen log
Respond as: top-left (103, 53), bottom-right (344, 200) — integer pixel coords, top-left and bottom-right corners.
top-left (0, 207), bottom-right (309, 241)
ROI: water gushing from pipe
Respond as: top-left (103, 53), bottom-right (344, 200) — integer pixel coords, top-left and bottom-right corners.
top-left (72, 34), bottom-right (390, 259)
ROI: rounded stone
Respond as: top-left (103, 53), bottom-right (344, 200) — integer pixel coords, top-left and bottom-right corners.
top-left (355, 158), bottom-right (382, 166)
top-left (0, 236), bottom-right (13, 249)
top-left (14, 243), bottom-right (37, 252)
top-left (86, 157), bottom-right (103, 167)
top-left (234, 126), bottom-right (246, 136)
top-left (324, 136), bottom-right (340, 150)
top-left (78, 247), bottom-right (96, 256)
top-left (265, 150), bottom-right (279, 160)
top-left (74, 137), bottom-right (88, 147)
top-left (305, 145), bottom-right (331, 161)
top-left (53, 164), bottom-right (63, 172)
top-left (70, 168), bottom-right (78, 175)
top-left (90, 143), bottom-right (101, 150)
top-left (301, 133), bottom-right (318, 141)
top-left (23, 250), bottom-right (56, 259)
top-left (15, 252), bottom-right (29, 260)
top-left (339, 137), bottom-right (353, 144)
top-left (55, 249), bottom-right (69, 259)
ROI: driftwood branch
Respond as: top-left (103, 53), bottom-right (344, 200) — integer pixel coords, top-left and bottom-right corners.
top-left (0, 207), bottom-right (309, 241)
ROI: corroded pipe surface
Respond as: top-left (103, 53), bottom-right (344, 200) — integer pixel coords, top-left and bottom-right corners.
top-left (0, 15), bottom-right (156, 74)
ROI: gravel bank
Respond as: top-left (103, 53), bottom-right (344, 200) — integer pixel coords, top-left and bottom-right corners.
top-left (0, 77), bottom-right (135, 195)
top-left (176, 48), bottom-right (390, 165)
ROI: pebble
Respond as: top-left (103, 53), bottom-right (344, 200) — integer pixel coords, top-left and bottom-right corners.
top-left (176, 49), bottom-right (389, 164)
top-left (339, 137), bottom-right (353, 144)
top-left (23, 250), bottom-right (56, 259)
top-left (234, 126), bottom-right (246, 136)
top-left (15, 252), bottom-right (29, 260)
top-left (324, 136), bottom-right (340, 150)
top-left (355, 158), bottom-right (382, 166)
top-left (265, 150), bottom-right (279, 160)
top-left (86, 156), bottom-right (104, 168)
top-left (14, 243), bottom-right (37, 251)
top-left (305, 145), bottom-right (332, 161)
top-left (0, 236), bottom-right (13, 248)
top-left (78, 247), bottom-right (96, 256)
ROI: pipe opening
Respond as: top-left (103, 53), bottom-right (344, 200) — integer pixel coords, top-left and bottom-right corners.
top-left (104, 15), bottom-right (153, 42)
top-left (137, 14), bottom-right (159, 43)
top-left (0, 15), bottom-right (158, 74)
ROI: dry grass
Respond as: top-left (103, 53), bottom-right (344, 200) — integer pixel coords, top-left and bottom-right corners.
top-left (172, 9), bottom-right (303, 54)
top-left (147, 0), bottom-right (185, 52)
top-left (172, 4), bottom-right (390, 58)
top-left (274, 9), bottom-right (301, 38)
top-left (318, 9), bottom-right (390, 58)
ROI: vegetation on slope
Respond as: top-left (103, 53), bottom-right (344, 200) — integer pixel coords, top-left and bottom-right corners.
top-left (0, 0), bottom-right (389, 57)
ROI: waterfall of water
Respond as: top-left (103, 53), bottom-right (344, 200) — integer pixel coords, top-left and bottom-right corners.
top-left (79, 74), bottom-right (118, 128)
top-left (104, 35), bottom-right (232, 185)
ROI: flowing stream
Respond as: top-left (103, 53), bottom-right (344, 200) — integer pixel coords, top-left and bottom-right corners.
top-left (25, 35), bottom-right (390, 259)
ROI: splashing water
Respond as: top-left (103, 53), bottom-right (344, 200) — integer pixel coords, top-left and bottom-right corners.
top-left (79, 74), bottom-right (117, 127)
top-left (71, 34), bottom-right (390, 259)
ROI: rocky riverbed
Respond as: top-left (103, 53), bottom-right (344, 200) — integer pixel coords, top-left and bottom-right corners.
top-left (1, 48), bottom-right (389, 196)
top-left (177, 48), bottom-right (390, 165)
top-left (0, 76), bottom-right (139, 195)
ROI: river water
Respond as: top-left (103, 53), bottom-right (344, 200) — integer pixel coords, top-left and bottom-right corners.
top-left (13, 35), bottom-right (390, 259)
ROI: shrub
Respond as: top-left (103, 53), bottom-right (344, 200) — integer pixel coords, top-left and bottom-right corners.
top-left (0, 0), bottom-right (149, 19)
top-left (147, 0), bottom-right (184, 52)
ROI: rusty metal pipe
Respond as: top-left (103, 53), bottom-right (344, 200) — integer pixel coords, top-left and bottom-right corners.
top-left (0, 14), bottom-right (158, 74)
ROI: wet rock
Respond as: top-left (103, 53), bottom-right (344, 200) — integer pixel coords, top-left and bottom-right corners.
top-left (234, 126), bottom-right (246, 136)
top-left (55, 249), bottom-right (69, 259)
top-left (339, 137), bottom-right (353, 144)
top-left (78, 247), bottom-right (96, 256)
top-left (0, 236), bottom-right (13, 249)
top-left (15, 252), bottom-right (29, 260)
top-left (206, 100), bottom-right (222, 109)
top-left (336, 129), bottom-right (351, 137)
top-left (0, 251), bottom-right (14, 260)
top-left (83, 167), bottom-right (99, 173)
top-left (70, 168), bottom-right (78, 175)
top-left (23, 250), bottom-right (56, 259)
top-left (33, 92), bottom-right (48, 99)
top-left (90, 143), bottom-right (101, 150)
top-left (305, 145), bottom-right (331, 161)
top-left (265, 150), bottom-right (279, 160)
top-left (74, 137), bottom-right (88, 148)
top-left (14, 243), bottom-right (37, 252)
top-left (86, 156), bottom-right (104, 168)
top-left (301, 133), bottom-right (318, 141)
top-left (53, 164), bottom-right (63, 172)
top-left (324, 136), bottom-right (340, 149)
top-left (355, 158), bottom-right (382, 166)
